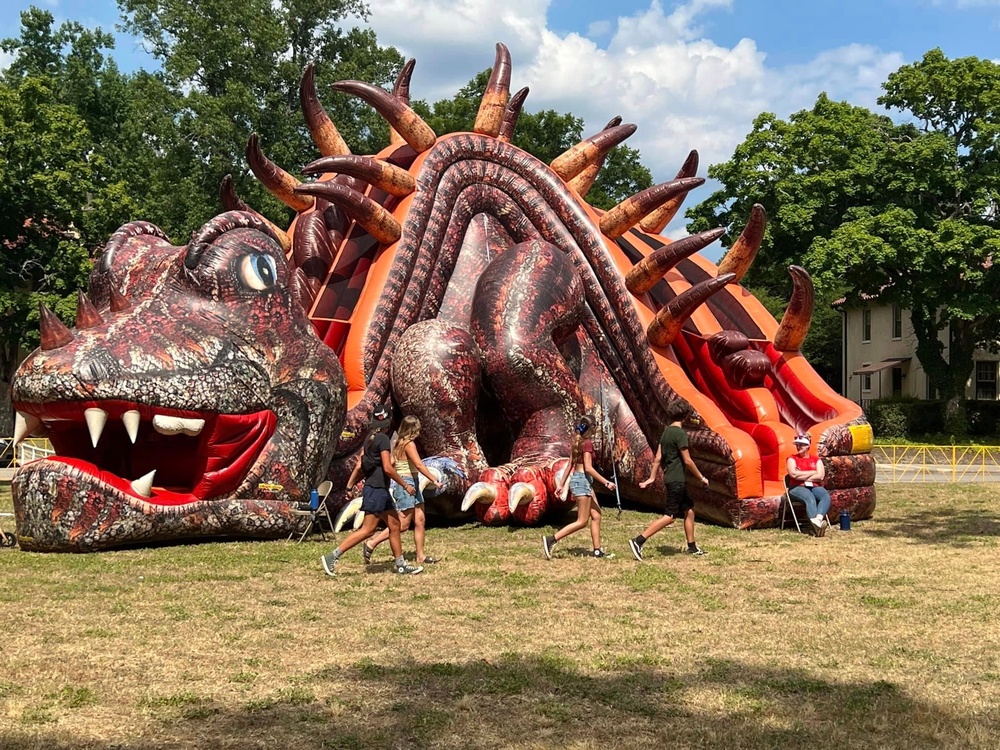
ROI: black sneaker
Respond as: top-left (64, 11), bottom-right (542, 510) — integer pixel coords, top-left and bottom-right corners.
top-left (320, 553), bottom-right (337, 576)
top-left (686, 545), bottom-right (706, 556)
top-left (542, 535), bottom-right (555, 560)
top-left (395, 562), bottom-right (423, 575)
top-left (593, 548), bottom-right (614, 559)
top-left (628, 538), bottom-right (644, 561)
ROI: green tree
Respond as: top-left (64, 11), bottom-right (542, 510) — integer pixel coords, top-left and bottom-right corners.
top-left (1, 9), bottom-right (140, 433)
top-left (117, 0), bottom-right (406, 238)
top-left (419, 69), bottom-right (652, 209)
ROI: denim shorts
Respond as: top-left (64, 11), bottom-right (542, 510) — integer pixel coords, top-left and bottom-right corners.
top-left (390, 475), bottom-right (424, 512)
top-left (568, 471), bottom-right (592, 497)
top-left (359, 484), bottom-right (393, 515)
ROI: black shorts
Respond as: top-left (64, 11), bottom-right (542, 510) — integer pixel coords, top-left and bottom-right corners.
top-left (359, 485), bottom-right (394, 515)
top-left (663, 481), bottom-right (693, 518)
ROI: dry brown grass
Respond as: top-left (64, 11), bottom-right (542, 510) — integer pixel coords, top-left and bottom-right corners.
top-left (1, 483), bottom-right (999, 749)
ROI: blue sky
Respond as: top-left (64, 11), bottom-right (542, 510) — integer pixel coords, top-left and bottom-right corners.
top-left (4, 0), bottom-right (1000, 248)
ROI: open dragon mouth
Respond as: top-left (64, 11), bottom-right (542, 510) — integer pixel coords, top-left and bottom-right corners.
top-left (17, 400), bottom-right (276, 506)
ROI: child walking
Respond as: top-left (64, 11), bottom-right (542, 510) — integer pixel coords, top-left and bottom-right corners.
top-left (363, 416), bottom-right (442, 565)
top-left (542, 415), bottom-right (616, 559)
top-left (320, 406), bottom-right (423, 576)
top-left (630, 399), bottom-right (710, 560)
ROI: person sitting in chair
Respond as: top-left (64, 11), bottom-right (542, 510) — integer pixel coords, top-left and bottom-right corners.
top-left (786, 434), bottom-right (831, 536)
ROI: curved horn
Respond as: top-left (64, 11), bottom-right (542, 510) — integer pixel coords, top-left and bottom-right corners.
top-left (647, 273), bottom-right (735, 348)
top-left (75, 290), bottom-right (103, 329)
top-left (219, 175), bottom-right (292, 251)
top-left (109, 281), bottom-right (130, 313)
top-left (99, 221), bottom-right (169, 274)
top-left (567, 116), bottom-right (625, 197)
top-left (774, 265), bottom-right (815, 352)
top-left (184, 211), bottom-right (283, 271)
top-left (290, 267), bottom-right (316, 313)
top-left (625, 228), bottom-right (726, 296)
top-left (474, 43), bottom-right (512, 137)
top-left (39, 302), bottom-right (73, 351)
top-left (294, 182), bottom-right (402, 246)
top-left (389, 59), bottom-right (416, 146)
top-left (550, 123), bottom-right (636, 181)
top-left (302, 155), bottom-right (415, 197)
top-left (717, 204), bottom-right (766, 283)
top-left (600, 177), bottom-right (705, 239)
top-left (639, 150), bottom-right (700, 234)
top-left (331, 80), bottom-right (437, 153)
top-left (300, 62), bottom-right (350, 157)
top-left (499, 86), bottom-right (529, 143)
top-left (246, 133), bottom-right (313, 212)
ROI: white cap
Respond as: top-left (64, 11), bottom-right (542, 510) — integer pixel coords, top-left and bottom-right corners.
top-left (793, 434), bottom-right (811, 446)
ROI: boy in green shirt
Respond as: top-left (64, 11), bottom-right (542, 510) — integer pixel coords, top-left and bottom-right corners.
top-left (630, 399), bottom-right (709, 560)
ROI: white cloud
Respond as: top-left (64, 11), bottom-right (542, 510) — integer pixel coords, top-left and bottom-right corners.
top-left (358, 0), bottom-right (904, 246)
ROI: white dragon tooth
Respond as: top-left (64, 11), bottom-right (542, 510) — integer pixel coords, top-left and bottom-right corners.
top-left (130, 470), bottom-right (156, 498)
top-left (84, 408), bottom-right (108, 448)
top-left (122, 410), bottom-right (141, 444)
top-left (13, 411), bottom-right (42, 446)
top-left (152, 415), bottom-right (205, 436)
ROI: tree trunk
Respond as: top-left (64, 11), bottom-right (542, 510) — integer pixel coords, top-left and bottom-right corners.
top-left (910, 305), bottom-right (975, 436)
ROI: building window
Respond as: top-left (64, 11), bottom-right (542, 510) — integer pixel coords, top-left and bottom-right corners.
top-left (862, 308), bottom-right (871, 343)
top-left (975, 361), bottom-right (998, 400)
top-left (862, 373), bottom-right (872, 392)
top-left (892, 305), bottom-right (902, 339)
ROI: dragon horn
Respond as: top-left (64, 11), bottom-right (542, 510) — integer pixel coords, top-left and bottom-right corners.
top-left (774, 265), bottom-right (815, 352)
top-left (474, 43), bottom-right (512, 137)
top-left (639, 150), bottom-right (701, 234)
top-left (39, 302), bottom-right (73, 350)
top-left (499, 87), bottom-right (529, 143)
top-left (290, 267), bottom-right (316, 313)
top-left (550, 124), bottom-right (637, 181)
top-left (109, 279), bottom-right (130, 313)
top-left (246, 133), bottom-right (313, 212)
top-left (625, 228), bottom-right (726, 296)
top-left (568, 116), bottom-right (625, 197)
top-left (717, 204), bottom-right (767, 283)
top-left (219, 175), bottom-right (292, 251)
top-left (646, 273), bottom-right (736, 348)
top-left (389, 59), bottom-right (417, 146)
top-left (75, 290), bottom-right (103, 330)
top-left (300, 62), bottom-right (351, 157)
top-left (600, 177), bottom-right (705, 240)
top-left (294, 181), bottom-right (402, 245)
top-left (302, 155), bottom-right (415, 197)
top-left (331, 80), bottom-right (437, 153)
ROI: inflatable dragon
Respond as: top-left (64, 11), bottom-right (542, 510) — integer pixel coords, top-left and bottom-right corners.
top-left (10, 44), bottom-right (875, 551)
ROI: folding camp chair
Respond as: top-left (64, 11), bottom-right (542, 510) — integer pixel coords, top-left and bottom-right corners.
top-left (0, 512), bottom-right (17, 548)
top-left (780, 474), bottom-right (810, 534)
top-left (290, 480), bottom-right (334, 542)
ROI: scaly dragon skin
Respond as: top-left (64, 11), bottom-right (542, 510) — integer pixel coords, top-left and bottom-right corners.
top-left (9, 43), bottom-right (875, 551)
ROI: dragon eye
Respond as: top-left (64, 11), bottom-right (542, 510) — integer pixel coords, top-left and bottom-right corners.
top-left (239, 253), bottom-right (278, 291)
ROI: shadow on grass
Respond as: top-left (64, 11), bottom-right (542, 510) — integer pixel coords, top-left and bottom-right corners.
top-left (4, 656), bottom-right (986, 749)
top-left (868, 507), bottom-right (1000, 546)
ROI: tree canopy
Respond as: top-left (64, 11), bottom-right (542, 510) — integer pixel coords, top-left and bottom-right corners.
top-left (689, 50), bottom-right (1000, 416)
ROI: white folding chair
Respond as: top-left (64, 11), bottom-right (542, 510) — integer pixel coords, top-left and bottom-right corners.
top-left (291, 480), bottom-right (334, 542)
top-left (780, 474), bottom-right (808, 533)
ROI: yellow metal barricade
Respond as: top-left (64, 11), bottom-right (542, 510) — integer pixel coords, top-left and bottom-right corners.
top-left (873, 445), bottom-right (1000, 483)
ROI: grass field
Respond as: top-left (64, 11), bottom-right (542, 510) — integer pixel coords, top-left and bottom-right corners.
top-left (1, 484), bottom-right (999, 749)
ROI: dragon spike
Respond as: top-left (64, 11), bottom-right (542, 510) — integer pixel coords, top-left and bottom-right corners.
top-left (389, 59), bottom-right (416, 146)
top-left (646, 273), bottom-right (736, 348)
top-left (75, 290), bottom-right (104, 330)
top-left (625, 228), bottom-right (726, 296)
top-left (774, 265), bottom-right (815, 352)
top-left (109, 280), bottom-right (130, 313)
top-left (294, 181), bottom-right (402, 246)
top-left (499, 86), bottom-right (529, 143)
top-left (302, 155), bottom-right (416, 197)
top-left (474, 42), bottom-right (512, 137)
top-left (39, 302), bottom-right (73, 351)
top-left (290, 267), bottom-right (316, 313)
top-left (300, 62), bottom-right (351, 157)
top-left (218, 175), bottom-right (292, 251)
top-left (568, 116), bottom-right (625, 197)
top-left (331, 80), bottom-right (437, 153)
top-left (600, 177), bottom-right (705, 240)
top-left (639, 150), bottom-right (701, 234)
top-left (717, 204), bottom-right (767, 283)
top-left (550, 123), bottom-right (637, 181)
top-left (246, 133), bottom-right (313, 212)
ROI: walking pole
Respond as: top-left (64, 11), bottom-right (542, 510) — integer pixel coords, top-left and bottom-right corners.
top-left (599, 375), bottom-right (623, 519)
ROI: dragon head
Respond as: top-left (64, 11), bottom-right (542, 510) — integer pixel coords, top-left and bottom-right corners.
top-left (11, 211), bottom-right (346, 551)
